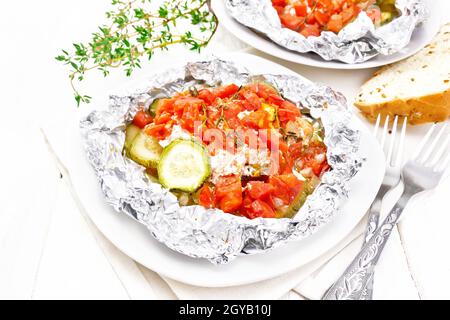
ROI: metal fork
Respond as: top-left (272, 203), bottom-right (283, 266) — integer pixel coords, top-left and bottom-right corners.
top-left (359, 115), bottom-right (407, 300)
top-left (322, 115), bottom-right (407, 300)
top-left (323, 123), bottom-right (449, 300)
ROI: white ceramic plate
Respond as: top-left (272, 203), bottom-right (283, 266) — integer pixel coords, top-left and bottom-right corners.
top-left (212, 0), bottom-right (443, 69)
top-left (67, 53), bottom-right (385, 287)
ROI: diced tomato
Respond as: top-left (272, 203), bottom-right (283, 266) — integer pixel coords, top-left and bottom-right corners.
top-left (198, 185), bottom-right (215, 208)
top-left (219, 196), bottom-right (242, 213)
top-left (247, 83), bottom-right (278, 99)
top-left (272, 0), bottom-right (374, 37)
top-left (154, 98), bottom-right (174, 117)
top-left (247, 181), bottom-right (274, 200)
top-left (205, 105), bottom-right (221, 128)
top-left (241, 110), bottom-right (271, 129)
top-left (296, 143), bottom-right (329, 176)
top-left (318, 0), bottom-right (334, 12)
top-left (247, 200), bottom-right (276, 219)
top-left (181, 102), bottom-right (202, 132)
top-left (223, 101), bottom-right (244, 129)
top-left (366, 7), bottom-right (381, 24)
top-left (306, 14), bottom-right (317, 25)
top-left (288, 142), bottom-right (304, 159)
top-left (173, 97), bottom-right (203, 113)
top-left (144, 123), bottom-right (170, 140)
top-left (240, 89), bottom-right (261, 110)
top-left (273, 5), bottom-right (285, 15)
top-left (327, 14), bottom-right (343, 33)
top-left (268, 176), bottom-right (291, 204)
top-left (277, 100), bottom-right (301, 123)
top-left (271, 0), bottom-right (286, 6)
top-left (278, 174), bottom-right (303, 195)
top-left (332, 0), bottom-right (346, 12)
top-left (154, 111), bottom-right (172, 125)
top-left (214, 84), bottom-right (239, 99)
top-left (294, 4), bottom-right (308, 17)
top-left (267, 93), bottom-right (285, 106)
top-left (280, 13), bottom-right (304, 31)
top-left (341, 4), bottom-right (358, 24)
top-left (300, 24), bottom-right (321, 37)
top-left (197, 89), bottom-right (216, 105)
top-left (268, 174), bottom-right (304, 205)
top-left (279, 152), bottom-right (294, 175)
top-left (132, 110), bottom-right (153, 129)
top-left (315, 10), bottom-right (331, 26)
top-left (215, 176), bottom-right (243, 213)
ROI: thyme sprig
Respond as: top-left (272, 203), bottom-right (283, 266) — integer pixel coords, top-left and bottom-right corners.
top-left (56, 0), bottom-right (217, 106)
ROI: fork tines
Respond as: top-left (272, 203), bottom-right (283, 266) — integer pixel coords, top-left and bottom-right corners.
top-left (414, 123), bottom-right (450, 173)
top-left (374, 114), bottom-right (408, 167)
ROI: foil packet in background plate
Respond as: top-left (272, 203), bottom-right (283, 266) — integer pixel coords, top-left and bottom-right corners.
top-left (225, 0), bottom-right (427, 63)
top-left (80, 58), bottom-right (362, 264)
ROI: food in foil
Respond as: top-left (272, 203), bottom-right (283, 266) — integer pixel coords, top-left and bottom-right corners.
top-left (225, 0), bottom-right (427, 63)
top-left (124, 82), bottom-right (330, 219)
top-left (81, 58), bottom-right (362, 263)
top-left (275, 0), bottom-right (399, 37)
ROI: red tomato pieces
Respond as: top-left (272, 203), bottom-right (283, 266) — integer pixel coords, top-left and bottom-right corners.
top-left (144, 123), bottom-right (170, 140)
top-left (215, 176), bottom-right (243, 213)
top-left (247, 181), bottom-right (274, 200)
top-left (248, 200), bottom-right (275, 219)
top-left (213, 84), bottom-right (239, 99)
top-left (327, 14), bottom-right (344, 33)
top-left (277, 101), bottom-right (301, 123)
top-left (132, 110), bottom-right (153, 129)
top-left (198, 89), bottom-right (216, 105)
top-left (241, 110), bottom-right (271, 129)
top-left (300, 24), bottom-right (321, 38)
top-left (280, 13), bottom-right (304, 31)
top-left (198, 185), bottom-right (215, 208)
top-left (271, 0), bottom-right (286, 6)
top-left (296, 143), bottom-right (329, 176)
top-left (131, 81), bottom-right (330, 220)
top-left (294, 4), bottom-right (308, 17)
top-left (275, 0), bottom-right (387, 37)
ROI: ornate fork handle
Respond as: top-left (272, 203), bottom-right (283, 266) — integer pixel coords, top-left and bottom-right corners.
top-left (323, 189), bottom-right (415, 300)
top-left (359, 184), bottom-right (390, 300)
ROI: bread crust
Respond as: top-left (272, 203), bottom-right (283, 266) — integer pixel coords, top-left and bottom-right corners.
top-left (354, 23), bottom-right (450, 125)
top-left (355, 89), bottom-right (450, 125)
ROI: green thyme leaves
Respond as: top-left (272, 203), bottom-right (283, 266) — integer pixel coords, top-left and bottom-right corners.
top-left (56, 0), bottom-right (217, 106)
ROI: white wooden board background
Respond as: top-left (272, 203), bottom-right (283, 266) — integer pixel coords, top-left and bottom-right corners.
top-left (0, 0), bottom-right (449, 299)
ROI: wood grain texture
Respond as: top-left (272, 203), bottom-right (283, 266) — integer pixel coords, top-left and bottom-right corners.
top-left (0, 0), bottom-right (449, 300)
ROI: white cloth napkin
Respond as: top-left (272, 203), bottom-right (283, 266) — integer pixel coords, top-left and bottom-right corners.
top-left (161, 220), bottom-right (367, 300)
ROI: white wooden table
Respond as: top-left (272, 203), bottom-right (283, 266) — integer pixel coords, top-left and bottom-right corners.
top-left (0, 1), bottom-right (449, 300)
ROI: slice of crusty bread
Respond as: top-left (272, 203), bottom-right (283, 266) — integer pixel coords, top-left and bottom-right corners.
top-left (355, 23), bottom-right (450, 125)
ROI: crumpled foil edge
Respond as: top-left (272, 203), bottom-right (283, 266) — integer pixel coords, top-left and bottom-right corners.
top-left (80, 58), bottom-right (362, 264)
top-left (225, 0), bottom-right (427, 63)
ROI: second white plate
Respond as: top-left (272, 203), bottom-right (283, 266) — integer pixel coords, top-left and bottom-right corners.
top-left (212, 0), bottom-right (443, 70)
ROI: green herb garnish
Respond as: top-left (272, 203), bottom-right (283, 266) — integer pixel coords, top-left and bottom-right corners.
top-left (56, 0), bottom-right (217, 106)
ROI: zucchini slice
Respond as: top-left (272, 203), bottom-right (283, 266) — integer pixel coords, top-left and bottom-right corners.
top-left (124, 124), bottom-right (141, 154)
top-left (157, 139), bottom-right (211, 192)
top-left (282, 179), bottom-right (316, 219)
top-left (129, 132), bottom-right (163, 168)
top-left (149, 98), bottom-right (165, 116)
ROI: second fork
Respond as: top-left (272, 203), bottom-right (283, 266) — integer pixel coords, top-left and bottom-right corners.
top-left (360, 115), bottom-right (407, 299)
